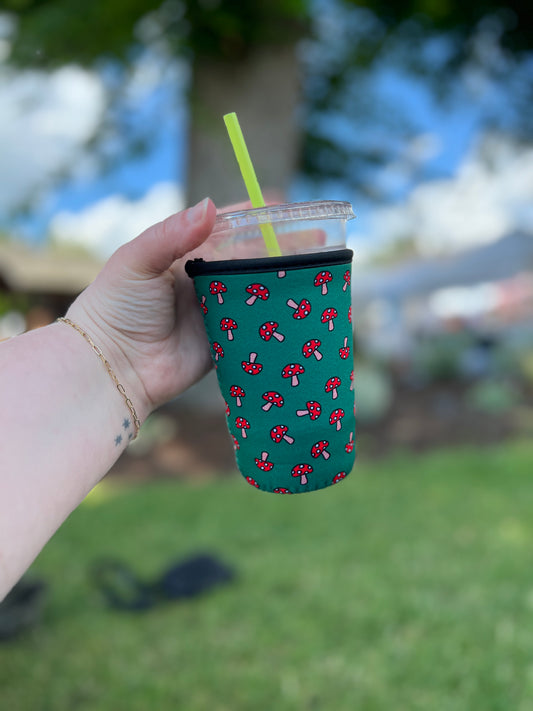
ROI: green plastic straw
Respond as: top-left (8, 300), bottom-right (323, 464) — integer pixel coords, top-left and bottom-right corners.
top-left (223, 112), bottom-right (282, 257)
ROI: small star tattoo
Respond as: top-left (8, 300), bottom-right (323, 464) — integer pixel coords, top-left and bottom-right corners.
top-left (114, 434), bottom-right (123, 446)
top-left (122, 418), bottom-right (131, 430)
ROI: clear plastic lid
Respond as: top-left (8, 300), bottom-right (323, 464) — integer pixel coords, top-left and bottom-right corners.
top-left (212, 200), bottom-right (355, 235)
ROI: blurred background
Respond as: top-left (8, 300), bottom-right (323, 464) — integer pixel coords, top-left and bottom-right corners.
top-left (1, 1), bottom-right (533, 709)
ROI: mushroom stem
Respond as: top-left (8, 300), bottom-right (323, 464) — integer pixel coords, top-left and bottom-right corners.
top-left (284, 434), bottom-right (295, 444)
top-left (273, 332), bottom-right (285, 342)
top-left (262, 402), bottom-right (272, 412)
top-left (322, 450), bottom-right (330, 460)
top-left (291, 375), bottom-right (299, 387)
top-left (300, 474), bottom-right (308, 485)
top-left (313, 351), bottom-right (323, 361)
top-left (287, 299), bottom-right (298, 309)
top-left (246, 295), bottom-right (257, 305)
top-left (328, 320), bottom-right (334, 331)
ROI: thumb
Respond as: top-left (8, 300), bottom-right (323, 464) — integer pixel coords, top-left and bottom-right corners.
top-left (116, 198), bottom-right (217, 277)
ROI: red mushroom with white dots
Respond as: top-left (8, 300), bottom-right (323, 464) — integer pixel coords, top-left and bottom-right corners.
top-left (281, 363), bottom-right (305, 386)
top-left (235, 416), bottom-right (251, 438)
top-left (345, 432), bottom-right (354, 453)
top-left (332, 471), bottom-right (347, 485)
top-left (262, 391), bottom-right (284, 411)
top-left (302, 339), bottom-right (323, 361)
top-left (212, 342), bottom-right (224, 361)
top-left (321, 307), bottom-right (338, 331)
top-left (339, 337), bottom-right (351, 360)
top-left (270, 425), bottom-right (294, 445)
top-left (230, 385), bottom-right (245, 407)
top-left (343, 269), bottom-right (351, 292)
top-left (325, 376), bottom-right (341, 400)
top-left (220, 317), bottom-right (238, 340)
top-left (245, 283), bottom-right (269, 305)
top-left (314, 270), bottom-right (333, 295)
top-left (287, 298), bottom-right (312, 319)
top-left (209, 280), bottom-right (227, 304)
top-left (329, 408), bottom-right (345, 431)
top-left (273, 487), bottom-right (292, 494)
top-left (259, 321), bottom-right (285, 342)
top-left (241, 352), bottom-right (263, 375)
top-left (296, 401), bottom-right (322, 420)
top-left (292, 463), bottom-right (313, 486)
top-left (255, 451), bottom-right (274, 472)
top-left (311, 440), bottom-right (330, 460)
top-left (246, 475), bottom-right (260, 488)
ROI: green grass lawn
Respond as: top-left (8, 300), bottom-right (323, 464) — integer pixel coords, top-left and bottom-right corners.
top-left (3, 440), bottom-right (533, 710)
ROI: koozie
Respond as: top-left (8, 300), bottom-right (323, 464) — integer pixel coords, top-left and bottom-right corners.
top-left (185, 249), bottom-right (356, 493)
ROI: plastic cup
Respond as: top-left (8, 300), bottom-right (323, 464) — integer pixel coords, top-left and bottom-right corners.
top-left (185, 200), bottom-right (356, 494)
top-left (203, 200), bottom-right (353, 259)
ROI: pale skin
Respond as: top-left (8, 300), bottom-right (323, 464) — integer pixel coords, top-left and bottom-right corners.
top-left (0, 197), bottom-right (225, 600)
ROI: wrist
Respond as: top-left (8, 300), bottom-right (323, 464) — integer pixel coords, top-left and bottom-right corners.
top-left (61, 304), bottom-right (152, 430)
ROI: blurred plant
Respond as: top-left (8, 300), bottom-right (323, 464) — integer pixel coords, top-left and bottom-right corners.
top-left (354, 360), bottom-right (393, 423)
top-left (519, 351), bottom-right (533, 387)
top-left (465, 378), bottom-right (522, 414)
top-left (411, 332), bottom-right (471, 382)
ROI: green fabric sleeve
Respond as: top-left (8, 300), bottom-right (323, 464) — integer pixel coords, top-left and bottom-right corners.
top-left (186, 251), bottom-right (356, 494)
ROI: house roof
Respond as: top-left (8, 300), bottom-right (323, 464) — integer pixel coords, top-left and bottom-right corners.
top-left (353, 231), bottom-right (533, 302)
top-left (0, 241), bottom-right (102, 295)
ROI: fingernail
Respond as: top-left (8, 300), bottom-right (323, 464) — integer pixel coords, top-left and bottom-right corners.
top-left (187, 197), bottom-right (209, 223)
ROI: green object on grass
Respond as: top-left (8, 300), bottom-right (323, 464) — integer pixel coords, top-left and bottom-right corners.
top-left (186, 249), bottom-right (355, 492)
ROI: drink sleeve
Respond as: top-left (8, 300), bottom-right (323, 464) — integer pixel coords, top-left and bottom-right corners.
top-left (185, 249), bottom-right (356, 494)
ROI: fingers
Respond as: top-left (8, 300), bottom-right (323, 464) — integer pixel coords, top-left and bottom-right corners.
top-left (117, 198), bottom-right (217, 277)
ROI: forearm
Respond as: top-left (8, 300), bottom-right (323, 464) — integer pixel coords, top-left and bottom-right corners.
top-left (0, 321), bottom-right (148, 598)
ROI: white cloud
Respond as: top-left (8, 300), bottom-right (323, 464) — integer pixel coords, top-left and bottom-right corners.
top-left (0, 64), bottom-right (105, 213)
top-left (362, 133), bottom-right (533, 256)
top-left (50, 182), bottom-right (184, 258)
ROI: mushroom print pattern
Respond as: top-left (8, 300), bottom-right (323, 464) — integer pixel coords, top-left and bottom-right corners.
top-left (282, 363), bottom-right (305, 387)
top-left (220, 317), bottom-right (237, 340)
top-left (230, 385), bottom-right (245, 407)
top-left (321, 308), bottom-right (338, 331)
top-left (325, 376), bottom-right (341, 400)
top-left (235, 416), bottom-right (251, 438)
top-left (259, 321), bottom-right (285, 342)
top-left (245, 283), bottom-right (269, 305)
top-left (292, 463), bottom-right (313, 486)
top-left (209, 280), bottom-right (227, 304)
top-left (262, 391), bottom-right (284, 411)
top-left (186, 249), bottom-right (356, 493)
top-left (314, 271), bottom-right (333, 295)
top-left (255, 451), bottom-right (274, 472)
top-left (311, 440), bottom-right (330, 460)
top-left (287, 298), bottom-right (311, 319)
top-left (270, 425), bottom-right (294, 445)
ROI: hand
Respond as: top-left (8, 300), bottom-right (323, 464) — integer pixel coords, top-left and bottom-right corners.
top-left (66, 198), bottom-right (218, 420)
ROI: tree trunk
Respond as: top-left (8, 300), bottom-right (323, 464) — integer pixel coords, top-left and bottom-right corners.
top-left (186, 43), bottom-right (302, 207)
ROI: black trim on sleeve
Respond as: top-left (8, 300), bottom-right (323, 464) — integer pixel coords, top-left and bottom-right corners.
top-left (185, 249), bottom-right (353, 278)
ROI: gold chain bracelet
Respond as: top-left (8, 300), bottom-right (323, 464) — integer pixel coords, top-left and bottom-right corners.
top-left (57, 317), bottom-right (141, 439)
